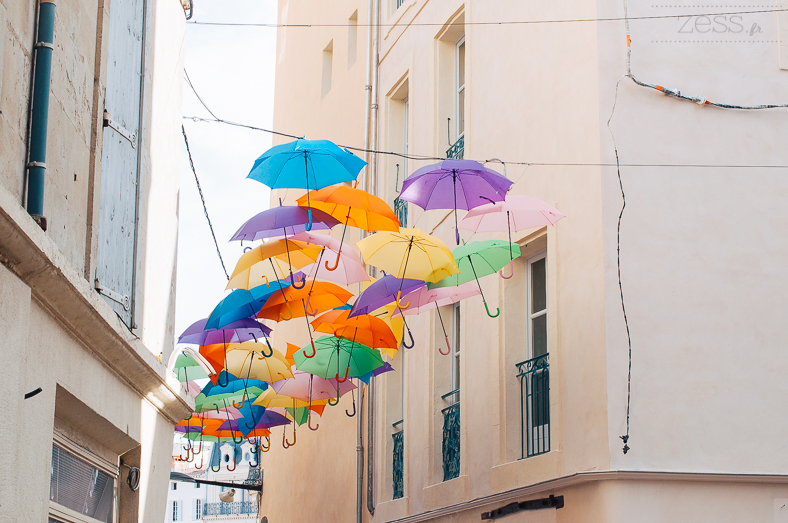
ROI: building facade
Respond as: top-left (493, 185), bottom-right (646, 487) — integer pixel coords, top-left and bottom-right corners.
top-left (263, 0), bottom-right (788, 522)
top-left (1, 0), bottom-right (191, 521)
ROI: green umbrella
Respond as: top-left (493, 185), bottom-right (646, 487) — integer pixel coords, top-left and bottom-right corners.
top-left (294, 336), bottom-right (384, 383)
top-left (429, 240), bottom-right (522, 318)
top-left (286, 407), bottom-right (311, 426)
top-left (173, 352), bottom-right (211, 382)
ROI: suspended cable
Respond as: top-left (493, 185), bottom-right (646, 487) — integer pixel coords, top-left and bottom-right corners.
top-left (182, 124), bottom-right (230, 280)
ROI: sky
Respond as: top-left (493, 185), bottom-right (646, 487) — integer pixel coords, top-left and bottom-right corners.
top-left (175, 2), bottom-right (279, 340)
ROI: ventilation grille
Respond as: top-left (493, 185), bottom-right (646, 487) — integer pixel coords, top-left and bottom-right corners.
top-left (50, 445), bottom-right (114, 522)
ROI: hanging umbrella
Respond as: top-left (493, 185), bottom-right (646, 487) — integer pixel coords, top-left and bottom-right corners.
top-left (458, 194), bottom-right (564, 277)
top-left (356, 228), bottom-right (458, 287)
top-left (399, 159), bottom-right (513, 244)
top-left (253, 388), bottom-right (331, 409)
top-left (205, 285), bottom-right (288, 331)
top-left (294, 336), bottom-right (384, 382)
top-left (194, 372), bottom-right (268, 413)
top-left (357, 361), bottom-right (395, 384)
top-left (271, 367), bottom-right (356, 402)
top-left (292, 231), bottom-right (369, 286)
top-left (429, 240), bottom-right (523, 318)
top-left (348, 275), bottom-right (425, 348)
top-left (227, 238), bottom-right (322, 291)
top-left (230, 205), bottom-right (340, 243)
top-left (178, 317), bottom-right (271, 346)
top-left (246, 139), bottom-right (367, 230)
top-left (311, 310), bottom-right (398, 352)
top-left (221, 406), bottom-right (291, 437)
top-left (296, 185), bottom-right (400, 270)
top-left (223, 342), bottom-right (294, 383)
top-left (173, 349), bottom-right (216, 382)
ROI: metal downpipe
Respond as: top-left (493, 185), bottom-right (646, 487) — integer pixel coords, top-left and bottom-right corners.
top-left (357, 382), bottom-right (365, 523)
top-left (25, 0), bottom-right (57, 230)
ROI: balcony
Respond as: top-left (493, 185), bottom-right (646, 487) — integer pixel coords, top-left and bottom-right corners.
top-left (446, 135), bottom-right (464, 160)
top-left (441, 390), bottom-right (460, 481)
top-left (392, 422), bottom-right (404, 499)
top-left (394, 198), bottom-right (408, 228)
top-left (203, 501), bottom-right (257, 517)
top-left (516, 353), bottom-right (550, 459)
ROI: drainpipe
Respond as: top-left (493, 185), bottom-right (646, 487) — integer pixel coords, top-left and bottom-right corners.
top-left (357, 382), bottom-right (365, 523)
top-left (25, 0), bottom-right (56, 231)
top-left (366, 377), bottom-right (376, 515)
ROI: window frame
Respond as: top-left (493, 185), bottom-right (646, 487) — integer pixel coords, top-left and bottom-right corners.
top-left (195, 499), bottom-right (202, 519)
top-left (526, 251), bottom-right (548, 359)
top-left (450, 303), bottom-right (461, 396)
top-left (455, 36), bottom-right (466, 140)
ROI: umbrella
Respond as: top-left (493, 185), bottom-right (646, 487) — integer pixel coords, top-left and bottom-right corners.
top-left (294, 336), bottom-right (384, 382)
top-left (223, 342), bottom-right (294, 383)
top-left (230, 205), bottom-right (340, 243)
top-left (205, 285), bottom-right (287, 332)
top-left (458, 194), bottom-right (564, 277)
top-left (194, 372), bottom-right (268, 413)
top-left (430, 240), bottom-right (523, 318)
top-left (173, 349), bottom-right (215, 382)
top-left (357, 361), bottom-right (394, 384)
top-left (221, 405), bottom-right (291, 437)
top-left (227, 239), bottom-right (322, 291)
top-left (271, 367), bottom-right (356, 402)
top-left (399, 159), bottom-right (513, 244)
top-left (246, 139), bottom-right (367, 230)
top-left (311, 310), bottom-right (398, 351)
top-left (178, 317), bottom-right (271, 346)
top-left (348, 275), bottom-right (426, 348)
top-left (296, 185), bottom-right (400, 270)
top-left (292, 231), bottom-right (369, 286)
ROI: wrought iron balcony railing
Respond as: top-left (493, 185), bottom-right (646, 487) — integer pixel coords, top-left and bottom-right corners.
top-left (516, 353), bottom-right (550, 459)
top-left (446, 135), bottom-right (464, 160)
top-left (394, 198), bottom-right (408, 228)
top-left (203, 501), bottom-right (257, 516)
top-left (441, 389), bottom-right (460, 481)
top-left (392, 426), bottom-right (404, 499)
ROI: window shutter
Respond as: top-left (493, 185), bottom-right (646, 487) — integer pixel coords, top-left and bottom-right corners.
top-left (95, 0), bottom-right (145, 327)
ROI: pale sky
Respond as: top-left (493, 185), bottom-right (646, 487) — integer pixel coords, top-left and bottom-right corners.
top-left (175, 1), bottom-right (278, 340)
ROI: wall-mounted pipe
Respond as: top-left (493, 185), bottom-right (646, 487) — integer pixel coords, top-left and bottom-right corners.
top-left (25, 0), bottom-right (57, 231)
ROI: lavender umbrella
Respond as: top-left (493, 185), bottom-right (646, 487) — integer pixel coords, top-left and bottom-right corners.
top-left (230, 205), bottom-right (339, 243)
top-left (179, 318), bottom-right (272, 346)
top-left (399, 159), bottom-right (513, 244)
top-left (349, 275), bottom-right (426, 348)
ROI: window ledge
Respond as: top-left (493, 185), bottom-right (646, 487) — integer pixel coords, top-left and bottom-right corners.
top-left (421, 474), bottom-right (468, 512)
top-left (375, 496), bottom-right (409, 521)
top-left (490, 451), bottom-right (561, 494)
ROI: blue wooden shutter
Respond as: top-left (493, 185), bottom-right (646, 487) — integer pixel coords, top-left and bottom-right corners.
top-left (95, 0), bottom-right (145, 327)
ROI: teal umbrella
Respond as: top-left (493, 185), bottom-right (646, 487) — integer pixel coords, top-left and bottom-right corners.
top-left (246, 139), bottom-right (367, 230)
top-left (429, 240), bottom-right (522, 318)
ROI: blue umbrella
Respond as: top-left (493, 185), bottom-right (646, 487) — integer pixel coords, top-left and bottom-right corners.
top-left (246, 139), bottom-right (367, 230)
top-left (205, 282), bottom-right (291, 330)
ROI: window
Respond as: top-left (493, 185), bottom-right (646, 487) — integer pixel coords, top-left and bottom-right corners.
top-left (49, 444), bottom-right (116, 523)
top-left (348, 11), bottom-right (358, 68)
top-left (455, 37), bottom-right (465, 140)
top-left (322, 40), bottom-right (333, 97)
top-left (195, 482), bottom-right (200, 489)
top-left (195, 500), bottom-right (202, 519)
top-left (450, 303), bottom-right (461, 394)
top-left (527, 254), bottom-right (547, 358)
top-left (171, 501), bottom-right (179, 522)
top-left (171, 482), bottom-right (177, 491)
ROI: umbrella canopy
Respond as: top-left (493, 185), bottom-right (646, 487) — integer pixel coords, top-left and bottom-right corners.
top-left (205, 285), bottom-right (288, 330)
top-left (173, 351), bottom-right (212, 382)
top-left (348, 275), bottom-right (426, 318)
top-left (357, 361), bottom-right (395, 384)
top-left (458, 194), bottom-right (565, 233)
top-left (179, 318), bottom-right (271, 346)
top-left (399, 159), bottom-right (513, 244)
top-left (194, 372), bottom-right (269, 413)
top-left (297, 185), bottom-right (400, 232)
top-left (292, 231), bottom-right (369, 286)
top-left (257, 281), bottom-right (353, 322)
top-left (356, 228), bottom-right (458, 284)
top-left (253, 388), bottom-right (331, 409)
top-left (227, 239), bottom-right (322, 290)
top-left (270, 367), bottom-right (356, 402)
top-left (311, 310), bottom-right (398, 351)
top-left (246, 139), bottom-right (367, 231)
top-left (294, 336), bottom-right (384, 381)
top-left (224, 342), bottom-right (294, 383)
top-left (230, 205), bottom-right (340, 242)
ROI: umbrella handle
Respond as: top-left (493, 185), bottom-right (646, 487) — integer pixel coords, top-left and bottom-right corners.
top-left (249, 450), bottom-right (259, 469)
top-left (178, 443), bottom-right (190, 462)
top-left (261, 436), bottom-right (270, 452)
top-left (231, 431), bottom-right (244, 444)
top-left (455, 228), bottom-right (460, 246)
top-left (395, 291), bottom-right (410, 310)
top-left (226, 456), bottom-right (237, 471)
top-left (217, 372), bottom-right (229, 387)
top-left (484, 301), bottom-right (501, 318)
top-left (194, 451), bottom-right (204, 470)
top-left (346, 396), bottom-right (356, 417)
top-left (184, 413), bottom-right (193, 421)
top-left (402, 328), bottom-right (415, 349)
top-left (439, 336), bottom-right (451, 356)
top-left (325, 250), bottom-right (341, 271)
top-left (286, 428), bottom-right (297, 447)
top-left (279, 302), bottom-right (294, 321)
top-left (305, 208), bottom-right (313, 232)
top-left (291, 272), bottom-right (306, 289)
top-left (193, 438), bottom-right (203, 455)
top-left (305, 297), bottom-right (318, 316)
top-left (327, 393), bottom-right (340, 406)
top-left (259, 338), bottom-right (274, 358)
top-left (335, 368), bottom-right (349, 383)
top-left (304, 339), bottom-right (317, 358)
top-left (232, 395), bottom-right (246, 409)
top-left (211, 461), bottom-right (221, 472)
top-left (499, 261), bottom-right (514, 279)
top-left (308, 412), bottom-right (320, 431)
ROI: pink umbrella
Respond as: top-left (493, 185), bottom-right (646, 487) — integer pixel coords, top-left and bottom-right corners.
top-left (272, 367), bottom-right (356, 403)
top-left (458, 195), bottom-right (565, 277)
top-left (393, 282), bottom-right (481, 355)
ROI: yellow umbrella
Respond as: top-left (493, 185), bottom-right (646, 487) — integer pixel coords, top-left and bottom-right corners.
top-left (356, 228), bottom-right (459, 284)
top-left (224, 341), bottom-right (294, 383)
top-left (227, 239), bottom-right (322, 290)
top-left (252, 388), bottom-right (329, 409)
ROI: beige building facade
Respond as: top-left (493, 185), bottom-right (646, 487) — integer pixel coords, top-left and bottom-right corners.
top-left (1, 0), bottom-right (192, 521)
top-left (263, 1), bottom-right (788, 522)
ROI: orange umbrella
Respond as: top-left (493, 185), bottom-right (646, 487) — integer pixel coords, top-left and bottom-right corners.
top-left (256, 282), bottom-right (353, 322)
top-left (311, 309), bottom-right (398, 351)
top-left (297, 185), bottom-right (399, 271)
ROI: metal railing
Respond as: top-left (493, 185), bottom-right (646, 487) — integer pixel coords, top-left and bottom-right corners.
top-left (203, 501), bottom-right (257, 516)
top-left (446, 135), bottom-right (464, 159)
top-left (394, 198), bottom-right (408, 228)
top-left (392, 424), bottom-right (404, 499)
top-left (441, 389), bottom-right (460, 481)
top-left (516, 353), bottom-right (550, 459)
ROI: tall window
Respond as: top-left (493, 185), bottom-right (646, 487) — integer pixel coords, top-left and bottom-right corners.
top-left (322, 40), bottom-right (333, 98)
top-left (170, 482), bottom-right (177, 491)
top-left (195, 499), bottom-right (202, 518)
top-left (455, 37), bottom-right (465, 140)
top-left (348, 11), bottom-right (358, 68)
top-left (402, 98), bottom-right (409, 177)
top-left (527, 254), bottom-right (547, 358)
top-left (49, 444), bottom-right (116, 523)
top-left (451, 303), bottom-right (461, 394)
top-left (171, 501), bottom-right (179, 522)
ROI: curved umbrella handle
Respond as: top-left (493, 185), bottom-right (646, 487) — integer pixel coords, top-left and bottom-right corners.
top-left (217, 372), bottom-right (229, 387)
top-left (178, 443), bottom-right (190, 462)
top-left (184, 413), bottom-right (193, 421)
top-left (327, 393), bottom-right (340, 406)
top-left (325, 250), bottom-right (341, 271)
top-left (335, 367), bottom-right (349, 383)
top-left (193, 438), bottom-right (203, 455)
top-left (194, 451), bottom-right (204, 470)
top-left (232, 395), bottom-right (246, 409)
top-left (286, 428), bottom-right (297, 447)
top-left (244, 246), bottom-right (252, 253)
top-left (305, 297), bottom-right (318, 317)
top-left (231, 431), bottom-right (244, 444)
top-left (304, 339), bottom-right (317, 359)
top-left (211, 461), bottom-right (221, 472)
top-left (499, 261), bottom-right (514, 279)
top-left (279, 301), bottom-right (294, 321)
top-left (439, 335), bottom-right (451, 356)
top-left (249, 451), bottom-right (259, 468)
top-left (402, 328), bottom-right (415, 349)
top-left (291, 272), bottom-right (306, 290)
top-left (395, 291), bottom-right (410, 310)
top-left (245, 419), bottom-right (257, 431)
top-left (484, 302), bottom-right (501, 318)
top-left (226, 456), bottom-right (237, 472)
top-left (247, 435), bottom-right (258, 445)
top-left (346, 398), bottom-right (356, 418)
top-left (259, 338), bottom-right (274, 358)
top-left (308, 412), bottom-right (320, 431)
top-left (261, 436), bottom-right (270, 452)
top-left (305, 209), bottom-right (313, 232)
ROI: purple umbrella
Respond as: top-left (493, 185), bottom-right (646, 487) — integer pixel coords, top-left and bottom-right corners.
top-left (349, 274), bottom-right (426, 348)
top-left (230, 205), bottom-right (339, 243)
top-left (399, 159), bottom-right (513, 244)
top-left (178, 318), bottom-right (272, 345)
